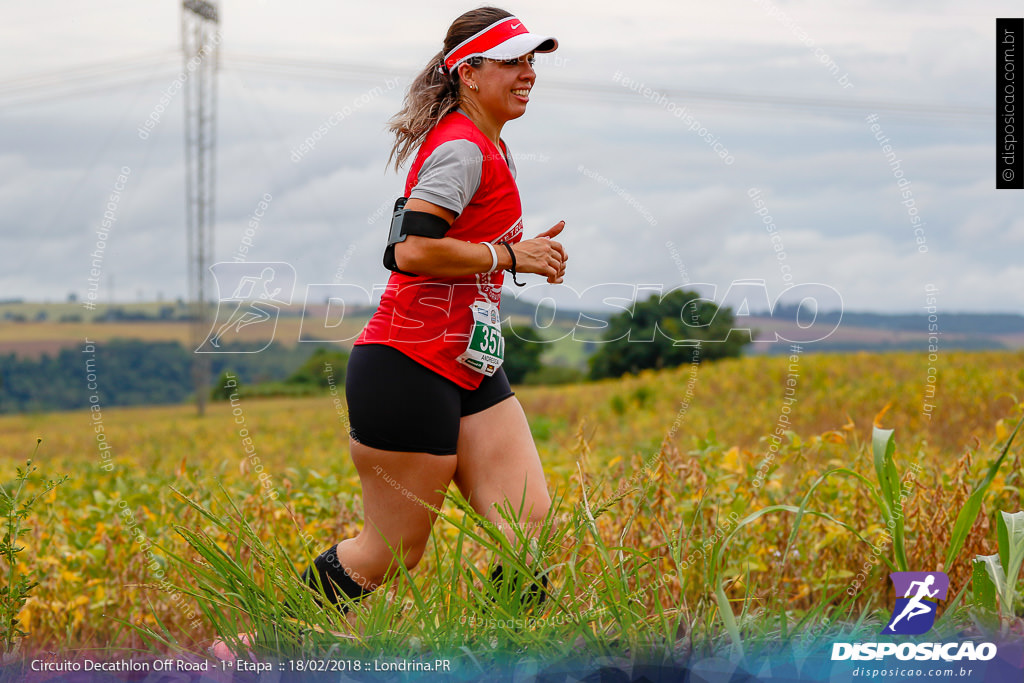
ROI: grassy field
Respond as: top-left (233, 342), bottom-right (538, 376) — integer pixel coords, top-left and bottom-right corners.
top-left (0, 350), bottom-right (1022, 666)
top-left (0, 315), bottom-right (596, 378)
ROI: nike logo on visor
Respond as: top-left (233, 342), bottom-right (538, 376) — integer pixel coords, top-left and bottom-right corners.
top-left (511, 23), bottom-right (521, 29)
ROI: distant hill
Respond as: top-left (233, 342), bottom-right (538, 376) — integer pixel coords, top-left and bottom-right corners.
top-left (743, 307), bottom-right (1024, 353)
top-left (766, 305), bottom-right (1024, 334)
top-left (2, 301), bottom-right (1023, 359)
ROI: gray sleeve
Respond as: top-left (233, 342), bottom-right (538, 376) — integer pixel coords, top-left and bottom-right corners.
top-left (504, 141), bottom-right (517, 180)
top-left (408, 139), bottom-right (482, 216)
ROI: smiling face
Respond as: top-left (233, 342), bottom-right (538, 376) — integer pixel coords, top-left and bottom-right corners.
top-left (458, 53), bottom-right (537, 126)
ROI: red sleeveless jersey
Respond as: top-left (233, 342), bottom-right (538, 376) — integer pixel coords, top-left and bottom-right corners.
top-left (356, 112), bottom-right (524, 390)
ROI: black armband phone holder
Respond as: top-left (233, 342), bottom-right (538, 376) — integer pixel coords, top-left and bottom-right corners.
top-left (383, 197), bottom-right (450, 275)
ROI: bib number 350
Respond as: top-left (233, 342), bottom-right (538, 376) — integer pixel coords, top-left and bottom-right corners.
top-left (457, 301), bottom-right (505, 376)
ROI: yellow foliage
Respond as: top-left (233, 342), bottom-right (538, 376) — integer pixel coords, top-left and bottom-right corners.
top-left (0, 350), bottom-right (1020, 650)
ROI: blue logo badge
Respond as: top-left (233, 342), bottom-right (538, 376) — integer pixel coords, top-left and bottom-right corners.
top-left (881, 572), bottom-right (949, 635)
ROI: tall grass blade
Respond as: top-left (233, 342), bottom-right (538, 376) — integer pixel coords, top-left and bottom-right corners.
top-left (783, 466), bottom-right (899, 574)
top-left (871, 428), bottom-right (908, 571)
top-left (995, 510), bottom-right (1024, 614)
top-left (971, 556), bottom-right (999, 613)
top-left (944, 413), bottom-right (1024, 570)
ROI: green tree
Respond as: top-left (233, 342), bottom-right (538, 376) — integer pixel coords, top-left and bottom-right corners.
top-left (211, 370), bottom-right (240, 401)
top-left (502, 324), bottom-right (545, 384)
top-left (285, 347), bottom-right (349, 388)
top-left (588, 289), bottom-right (751, 379)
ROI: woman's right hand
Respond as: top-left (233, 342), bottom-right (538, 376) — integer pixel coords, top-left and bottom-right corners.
top-left (512, 221), bottom-right (567, 284)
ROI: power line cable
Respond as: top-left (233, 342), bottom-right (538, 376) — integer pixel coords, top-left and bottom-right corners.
top-left (0, 72), bottom-right (180, 110)
top-left (220, 52), bottom-right (990, 122)
top-left (0, 50), bottom-right (991, 123)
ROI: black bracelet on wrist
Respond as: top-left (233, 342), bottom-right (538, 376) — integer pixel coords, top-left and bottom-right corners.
top-left (499, 241), bottom-right (525, 287)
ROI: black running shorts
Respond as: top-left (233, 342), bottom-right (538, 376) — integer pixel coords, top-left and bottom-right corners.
top-left (345, 343), bottom-right (515, 456)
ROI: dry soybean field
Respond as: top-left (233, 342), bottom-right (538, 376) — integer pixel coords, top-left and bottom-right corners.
top-left (1, 350), bottom-right (1022, 669)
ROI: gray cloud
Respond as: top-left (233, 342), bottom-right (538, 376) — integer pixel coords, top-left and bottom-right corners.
top-left (1, 0), bottom-right (1019, 313)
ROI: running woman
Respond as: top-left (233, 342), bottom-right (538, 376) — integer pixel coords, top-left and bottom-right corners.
top-left (299, 6), bottom-right (567, 614)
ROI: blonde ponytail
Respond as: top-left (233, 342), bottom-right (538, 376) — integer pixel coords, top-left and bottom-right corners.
top-left (386, 7), bottom-right (512, 171)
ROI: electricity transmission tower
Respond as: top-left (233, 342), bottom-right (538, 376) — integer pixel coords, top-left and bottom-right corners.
top-left (182, 0), bottom-right (220, 416)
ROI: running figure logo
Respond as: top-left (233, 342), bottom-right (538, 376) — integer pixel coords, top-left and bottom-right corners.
top-left (881, 571), bottom-right (949, 635)
top-left (198, 262), bottom-right (296, 353)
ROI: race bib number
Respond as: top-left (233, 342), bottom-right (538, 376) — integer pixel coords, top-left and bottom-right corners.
top-left (456, 301), bottom-right (504, 376)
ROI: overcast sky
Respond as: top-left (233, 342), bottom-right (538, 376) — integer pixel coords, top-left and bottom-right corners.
top-left (1, 0), bottom-right (1020, 315)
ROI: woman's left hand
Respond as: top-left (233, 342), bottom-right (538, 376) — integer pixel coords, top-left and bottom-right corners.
top-left (515, 221), bottom-right (567, 284)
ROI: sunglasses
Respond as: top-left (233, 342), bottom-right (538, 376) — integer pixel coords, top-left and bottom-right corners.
top-left (481, 54), bottom-right (536, 68)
